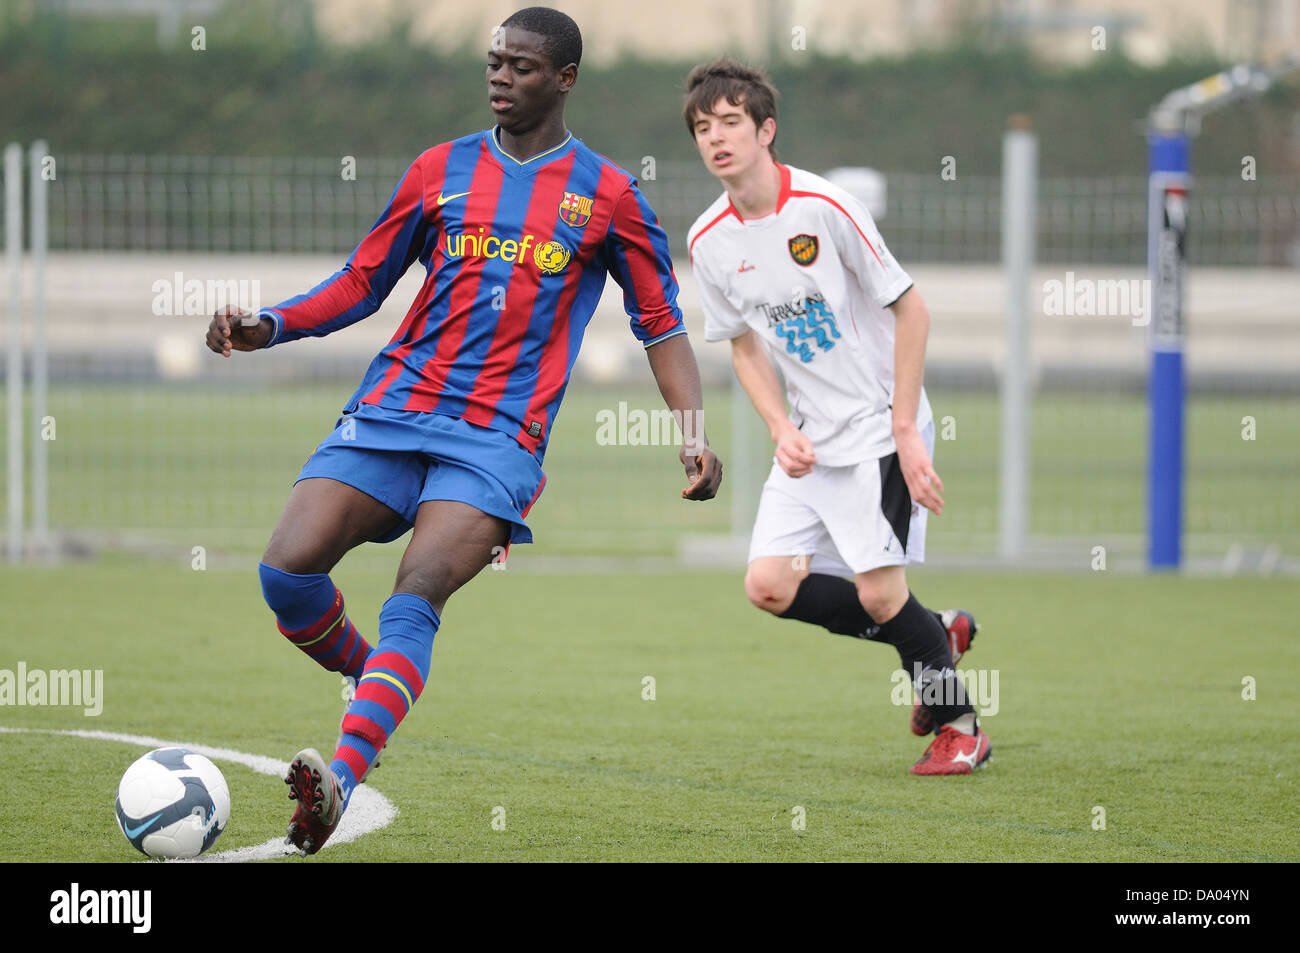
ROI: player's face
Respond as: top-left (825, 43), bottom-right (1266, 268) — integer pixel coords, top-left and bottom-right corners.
top-left (691, 97), bottom-right (774, 180)
top-left (486, 27), bottom-right (575, 134)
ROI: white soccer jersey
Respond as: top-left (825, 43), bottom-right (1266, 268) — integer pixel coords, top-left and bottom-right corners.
top-left (688, 163), bottom-right (932, 465)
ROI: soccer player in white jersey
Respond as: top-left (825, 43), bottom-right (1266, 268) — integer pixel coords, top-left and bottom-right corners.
top-left (684, 57), bottom-right (990, 774)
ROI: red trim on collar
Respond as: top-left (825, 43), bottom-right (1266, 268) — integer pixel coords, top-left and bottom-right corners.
top-left (688, 204), bottom-right (741, 263)
top-left (724, 161), bottom-right (789, 223)
top-left (775, 162), bottom-right (792, 214)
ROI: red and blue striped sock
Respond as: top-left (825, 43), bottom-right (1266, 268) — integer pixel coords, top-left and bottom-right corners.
top-left (330, 592), bottom-right (438, 804)
top-left (259, 562), bottom-right (373, 680)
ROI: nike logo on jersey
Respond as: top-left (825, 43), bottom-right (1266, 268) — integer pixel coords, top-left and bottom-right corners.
top-left (737, 260), bottom-right (755, 273)
top-left (436, 190), bottom-right (472, 206)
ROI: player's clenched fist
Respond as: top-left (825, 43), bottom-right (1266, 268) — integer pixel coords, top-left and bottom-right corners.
top-left (774, 424), bottom-right (816, 478)
top-left (206, 305), bottom-right (273, 357)
top-left (680, 445), bottom-right (723, 501)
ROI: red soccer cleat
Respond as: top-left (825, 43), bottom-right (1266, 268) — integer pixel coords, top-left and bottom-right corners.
top-left (911, 609), bottom-right (979, 736)
top-left (910, 723), bottom-right (992, 775)
top-left (284, 748), bottom-right (344, 856)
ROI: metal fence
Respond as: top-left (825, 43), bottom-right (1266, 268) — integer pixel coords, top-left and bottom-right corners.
top-left (5, 374), bottom-right (1296, 568)
top-left (3, 151), bottom-right (1298, 569)
top-left (34, 154), bottom-right (1300, 266)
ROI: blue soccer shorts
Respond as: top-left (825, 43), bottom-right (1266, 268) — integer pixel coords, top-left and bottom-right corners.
top-left (295, 402), bottom-right (547, 545)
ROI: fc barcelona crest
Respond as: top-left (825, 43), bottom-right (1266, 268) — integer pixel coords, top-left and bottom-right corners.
top-left (558, 191), bottom-right (593, 228)
top-left (788, 233), bottom-right (819, 266)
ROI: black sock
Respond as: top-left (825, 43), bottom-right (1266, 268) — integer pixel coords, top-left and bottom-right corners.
top-left (778, 576), bottom-right (951, 646)
top-left (778, 577), bottom-right (969, 725)
top-left (778, 574), bottom-right (879, 639)
top-left (875, 593), bottom-right (972, 727)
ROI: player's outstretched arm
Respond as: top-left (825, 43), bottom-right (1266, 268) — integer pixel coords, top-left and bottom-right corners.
top-left (644, 333), bottom-right (723, 501)
top-left (890, 287), bottom-right (944, 514)
top-left (237, 157), bottom-right (431, 350)
top-left (205, 305), bottom-right (273, 357)
top-left (729, 329), bottom-right (815, 478)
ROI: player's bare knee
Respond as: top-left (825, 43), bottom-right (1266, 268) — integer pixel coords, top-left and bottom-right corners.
top-left (392, 565), bottom-right (456, 614)
top-left (856, 583), bottom-right (905, 623)
top-left (744, 564), bottom-right (796, 614)
top-left (260, 537), bottom-right (332, 576)
top-left (392, 571), bottom-right (442, 607)
top-left (260, 545), bottom-right (305, 576)
top-left (743, 578), bottom-right (776, 612)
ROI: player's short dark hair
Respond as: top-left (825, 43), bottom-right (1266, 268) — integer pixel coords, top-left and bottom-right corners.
top-left (500, 7), bottom-right (582, 70)
top-left (683, 56), bottom-right (780, 161)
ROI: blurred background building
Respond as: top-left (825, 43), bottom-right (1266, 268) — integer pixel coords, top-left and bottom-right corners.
top-left (314, 0), bottom-right (1300, 65)
top-left (33, 0), bottom-right (1300, 63)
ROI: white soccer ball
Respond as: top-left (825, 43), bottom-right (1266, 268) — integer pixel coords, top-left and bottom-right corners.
top-left (115, 748), bottom-right (230, 859)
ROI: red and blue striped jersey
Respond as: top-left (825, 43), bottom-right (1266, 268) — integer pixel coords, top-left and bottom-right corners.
top-left (257, 128), bottom-right (686, 461)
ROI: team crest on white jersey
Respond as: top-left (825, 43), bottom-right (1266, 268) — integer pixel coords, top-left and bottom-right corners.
top-left (788, 233), bottom-right (819, 266)
top-left (688, 163), bottom-right (929, 465)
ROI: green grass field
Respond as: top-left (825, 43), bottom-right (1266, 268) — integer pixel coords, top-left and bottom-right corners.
top-left (1, 378), bottom-right (1296, 861)
top-left (1, 555), bottom-right (1296, 862)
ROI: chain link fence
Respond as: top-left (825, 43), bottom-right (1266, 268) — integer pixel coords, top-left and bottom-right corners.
top-left (3, 152), bottom-right (1297, 567)
top-left (38, 154), bottom-right (1300, 266)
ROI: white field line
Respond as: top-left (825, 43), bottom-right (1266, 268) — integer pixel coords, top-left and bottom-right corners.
top-left (0, 726), bottom-right (395, 861)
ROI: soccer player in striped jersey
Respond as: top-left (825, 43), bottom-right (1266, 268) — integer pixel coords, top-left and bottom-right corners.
top-left (204, 8), bottom-right (722, 854)
top-left (683, 57), bottom-right (989, 775)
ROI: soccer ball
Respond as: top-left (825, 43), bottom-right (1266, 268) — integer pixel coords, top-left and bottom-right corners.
top-left (115, 748), bottom-right (230, 859)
